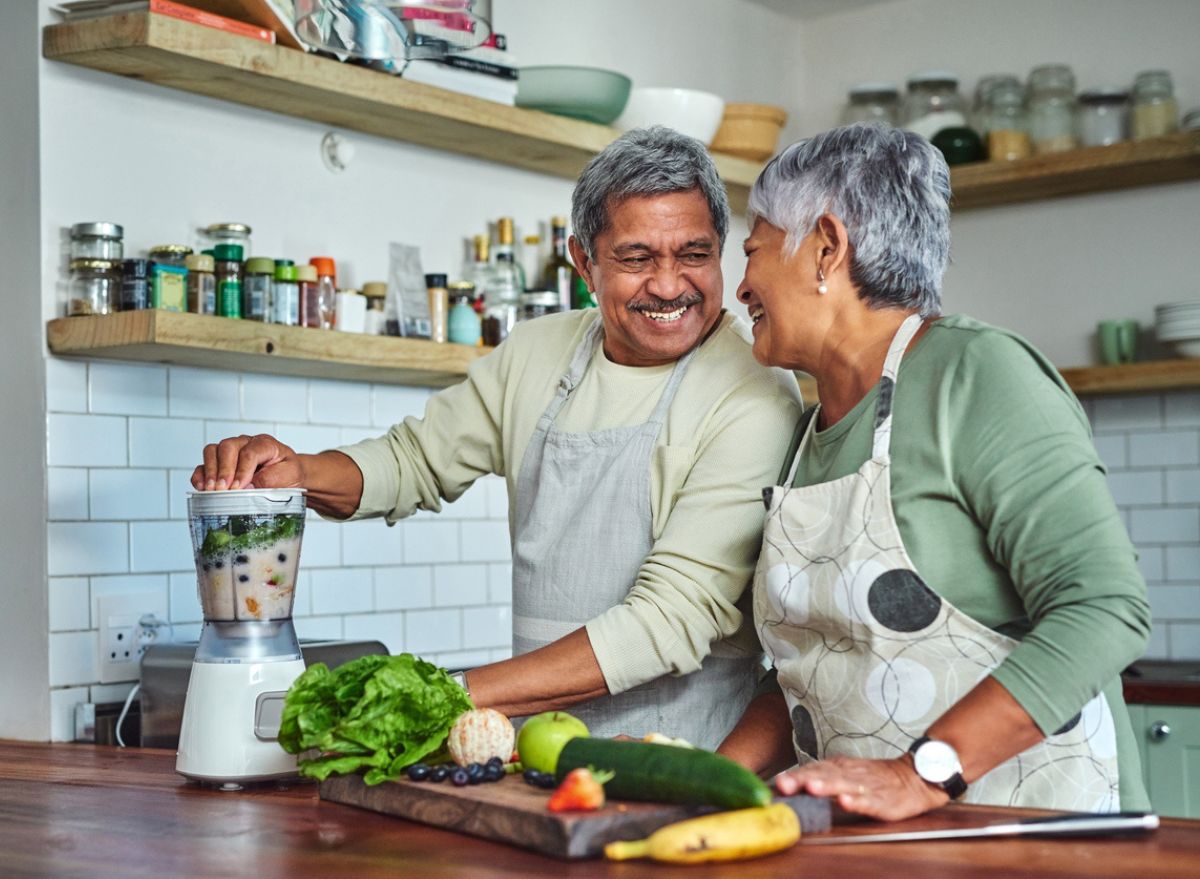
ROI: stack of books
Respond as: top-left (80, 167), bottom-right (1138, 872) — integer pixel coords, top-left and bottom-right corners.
top-left (402, 35), bottom-right (518, 106)
top-left (52, 0), bottom-right (277, 43)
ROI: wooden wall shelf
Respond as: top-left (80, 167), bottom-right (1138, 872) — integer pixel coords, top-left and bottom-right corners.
top-left (46, 311), bottom-right (488, 388)
top-left (43, 14), bottom-right (1200, 215)
top-left (1059, 359), bottom-right (1200, 397)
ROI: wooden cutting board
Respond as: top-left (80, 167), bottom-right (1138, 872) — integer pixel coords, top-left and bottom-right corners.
top-left (319, 772), bottom-right (831, 860)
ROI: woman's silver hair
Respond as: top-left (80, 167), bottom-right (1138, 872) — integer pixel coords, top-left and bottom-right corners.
top-left (748, 123), bottom-right (951, 317)
top-left (571, 125), bottom-right (730, 259)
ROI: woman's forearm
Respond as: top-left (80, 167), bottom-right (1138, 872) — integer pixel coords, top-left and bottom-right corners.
top-left (717, 691), bottom-right (796, 777)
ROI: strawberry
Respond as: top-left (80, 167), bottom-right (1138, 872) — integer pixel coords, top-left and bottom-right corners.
top-left (546, 767), bottom-right (614, 813)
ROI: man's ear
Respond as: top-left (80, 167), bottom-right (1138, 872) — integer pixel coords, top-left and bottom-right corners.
top-left (568, 236), bottom-right (595, 293)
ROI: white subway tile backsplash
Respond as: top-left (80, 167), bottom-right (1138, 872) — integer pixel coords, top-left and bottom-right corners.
top-left (342, 518), bottom-right (405, 566)
top-left (372, 385), bottom-right (430, 427)
top-left (1106, 470), bottom-right (1164, 507)
top-left (1165, 468), bottom-right (1200, 504)
top-left (405, 609), bottom-right (461, 654)
top-left (1165, 546), bottom-right (1200, 582)
top-left (463, 606), bottom-right (512, 649)
top-left (1131, 507), bottom-right (1200, 545)
top-left (441, 483), bottom-right (489, 520)
top-left (403, 520), bottom-right (459, 565)
top-left (168, 468), bottom-right (194, 519)
top-left (299, 519), bottom-right (342, 567)
top-left (310, 567), bottom-right (374, 615)
top-left (1128, 431), bottom-right (1200, 468)
top-left (89, 362), bottom-right (167, 416)
top-left (340, 425), bottom-right (382, 446)
top-left (48, 522), bottom-right (127, 576)
top-left (129, 417), bottom-right (204, 468)
top-left (203, 420), bottom-right (274, 445)
top-left (375, 565), bottom-right (433, 611)
top-left (1142, 623), bottom-right (1170, 659)
top-left (241, 374), bottom-right (309, 423)
top-left (89, 469), bottom-right (168, 520)
top-left (1147, 585), bottom-right (1200, 621)
top-left (342, 612), bottom-right (405, 655)
top-left (488, 563), bottom-right (512, 604)
top-left (49, 631), bottom-right (98, 687)
top-left (49, 577), bottom-right (90, 632)
top-left (290, 570), bottom-right (313, 617)
top-left (168, 572), bottom-right (204, 624)
top-left (168, 367), bottom-right (241, 419)
top-left (46, 358), bottom-right (88, 413)
top-left (489, 646), bottom-right (514, 662)
top-left (309, 379), bottom-right (373, 427)
top-left (49, 686), bottom-right (89, 742)
top-left (294, 616), bottom-right (344, 641)
top-left (90, 682), bottom-right (137, 705)
top-left (1169, 623), bottom-right (1200, 660)
top-left (89, 574), bottom-right (169, 627)
top-left (48, 467), bottom-right (89, 520)
top-left (435, 650), bottom-right (493, 669)
top-left (1135, 547), bottom-right (1165, 583)
top-left (273, 424), bottom-right (343, 455)
top-left (129, 521), bottom-right (193, 572)
top-left (1164, 391), bottom-right (1200, 427)
top-left (48, 414), bottom-right (126, 467)
top-left (460, 521), bottom-right (511, 563)
top-left (1090, 395), bottom-right (1162, 431)
top-left (484, 476), bottom-right (510, 519)
top-left (433, 564), bottom-right (489, 607)
top-left (1091, 434), bottom-right (1127, 470)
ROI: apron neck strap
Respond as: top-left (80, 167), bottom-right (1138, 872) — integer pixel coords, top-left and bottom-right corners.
top-left (871, 312), bottom-right (924, 459)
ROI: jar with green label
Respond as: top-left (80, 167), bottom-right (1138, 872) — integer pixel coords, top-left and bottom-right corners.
top-left (148, 244), bottom-right (191, 312)
top-left (243, 257), bottom-right (274, 322)
top-left (213, 243), bottom-right (244, 318)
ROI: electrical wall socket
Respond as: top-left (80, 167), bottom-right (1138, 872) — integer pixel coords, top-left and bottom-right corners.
top-left (97, 594), bottom-right (156, 684)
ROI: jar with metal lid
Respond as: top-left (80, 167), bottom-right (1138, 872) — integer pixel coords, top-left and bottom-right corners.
top-left (185, 253), bottom-right (216, 315)
top-left (519, 290), bottom-right (561, 322)
top-left (1077, 89), bottom-right (1129, 147)
top-left (243, 257), bottom-right (274, 322)
top-left (983, 79), bottom-right (1031, 161)
top-left (902, 72), bottom-right (968, 140)
top-left (1131, 70), bottom-right (1179, 140)
top-left (971, 74), bottom-right (1020, 137)
top-left (70, 222), bottom-right (123, 261)
top-left (213, 243), bottom-right (244, 318)
top-left (148, 245), bottom-right (191, 312)
top-left (120, 258), bottom-right (151, 311)
top-left (199, 223), bottom-right (253, 258)
top-left (270, 264), bottom-right (300, 326)
top-left (66, 259), bottom-right (118, 316)
top-left (841, 83), bottom-right (900, 127)
top-left (1028, 64), bottom-right (1078, 154)
top-left (361, 281), bottom-right (388, 335)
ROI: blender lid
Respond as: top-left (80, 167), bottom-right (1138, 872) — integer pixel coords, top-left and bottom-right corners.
top-left (188, 488), bottom-right (307, 515)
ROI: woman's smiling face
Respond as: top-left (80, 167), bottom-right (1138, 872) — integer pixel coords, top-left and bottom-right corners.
top-left (737, 217), bottom-right (821, 370)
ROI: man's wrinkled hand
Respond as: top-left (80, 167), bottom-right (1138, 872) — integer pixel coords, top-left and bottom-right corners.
top-left (191, 434), bottom-right (303, 492)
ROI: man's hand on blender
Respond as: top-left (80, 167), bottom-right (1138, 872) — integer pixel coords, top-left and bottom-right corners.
top-left (191, 434), bottom-right (364, 520)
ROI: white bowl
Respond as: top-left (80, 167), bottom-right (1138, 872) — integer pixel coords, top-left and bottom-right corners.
top-left (614, 87), bottom-right (726, 145)
top-left (1174, 339), bottom-right (1200, 358)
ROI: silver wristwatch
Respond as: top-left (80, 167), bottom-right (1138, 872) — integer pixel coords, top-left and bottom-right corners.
top-left (449, 670), bottom-right (471, 697)
top-left (908, 736), bottom-right (967, 800)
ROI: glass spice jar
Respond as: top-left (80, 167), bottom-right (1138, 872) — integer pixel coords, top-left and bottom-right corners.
top-left (1131, 70), bottom-right (1179, 140)
top-left (297, 264), bottom-right (319, 328)
top-left (67, 258), bottom-right (119, 316)
top-left (1077, 89), bottom-right (1129, 147)
top-left (69, 222), bottom-right (123, 261)
top-left (199, 223), bottom-right (253, 258)
top-left (119, 258), bottom-right (152, 311)
top-left (902, 72), bottom-right (968, 140)
top-left (984, 79), bottom-right (1032, 161)
top-left (1027, 64), bottom-right (1078, 154)
top-left (841, 83), bottom-right (901, 126)
top-left (971, 74), bottom-right (1021, 138)
top-left (185, 253), bottom-right (217, 315)
top-left (361, 281), bottom-right (388, 335)
top-left (519, 290), bottom-right (561, 321)
top-left (148, 245), bottom-right (191, 312)
top-left (242, 257), bottom-right (274, 322)
top-left (213, 243), bottom-right (244, 318)
top-left (270, 264), bottom-right (300, 326)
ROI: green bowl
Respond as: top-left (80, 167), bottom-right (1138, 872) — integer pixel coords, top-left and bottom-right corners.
top-left (516, 66), bottom-right (632, 125)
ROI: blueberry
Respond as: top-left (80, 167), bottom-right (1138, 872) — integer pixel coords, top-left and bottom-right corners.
top-left (213, 561), bottom-right (224, 569)
top-left (536, 772), bottom-right (558, 789)
top-left (238, 574), bottom-right (249, 583)
top-left (523, 768), bottom-right (541, 786)
top-left (406, 763), bottom-right (430, 782)
top-left (451, 768), bottom-right (469, 787)
top-left (430, 766), bottom-right (449, 783)
top-left (484, 764), bottom-right (504, 782)
top-left (278, 553), bottom-right (287, 563)
top-left (486, 756), bottom-right (504, 770)
top-left (235, 554), bottom-right (248, 564)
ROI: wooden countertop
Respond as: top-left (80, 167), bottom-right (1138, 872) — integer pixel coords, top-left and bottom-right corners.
top-left (3, 741), bottom-right (1198, 878)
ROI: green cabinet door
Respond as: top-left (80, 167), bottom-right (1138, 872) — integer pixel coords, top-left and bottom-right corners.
top-left (1140, 704), bottom-right (1200, 819)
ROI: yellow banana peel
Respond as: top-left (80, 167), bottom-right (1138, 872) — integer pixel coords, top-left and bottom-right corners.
top-left (604, 803), bottom-right (801, 864)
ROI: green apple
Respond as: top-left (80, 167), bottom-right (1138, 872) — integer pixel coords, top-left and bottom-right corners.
top-left (516, 711), bottom-right (589, 774)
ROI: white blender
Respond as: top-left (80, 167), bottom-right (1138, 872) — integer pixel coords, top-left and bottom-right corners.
top-left (176, 488), bottom-right (308, 788)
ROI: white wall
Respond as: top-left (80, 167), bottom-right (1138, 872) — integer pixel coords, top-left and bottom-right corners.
top-left (792, 0), bottom-right (1200, 366)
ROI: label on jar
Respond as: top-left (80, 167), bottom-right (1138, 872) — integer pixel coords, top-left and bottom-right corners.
top-left (218, 279), bottom-right (242, 318)
top-left (153, 268), bottom-right (187, 312)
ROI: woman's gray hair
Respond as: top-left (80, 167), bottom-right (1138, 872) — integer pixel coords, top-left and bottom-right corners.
top-left (748, 123), bottom-right (951, 317)
top-left (571, 126), bottom-right (730, 259)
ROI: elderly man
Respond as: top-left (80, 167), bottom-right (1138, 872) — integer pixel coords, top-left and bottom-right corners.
top-left (193, 127), bottom-right (802, 748)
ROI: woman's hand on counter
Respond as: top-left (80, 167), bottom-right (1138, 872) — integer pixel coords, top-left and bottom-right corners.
top-left (774, 755), bottom-right (948, 822)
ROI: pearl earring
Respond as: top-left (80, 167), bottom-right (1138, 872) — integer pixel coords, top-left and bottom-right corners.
top-left (817, 268), bottom-right (828, 295)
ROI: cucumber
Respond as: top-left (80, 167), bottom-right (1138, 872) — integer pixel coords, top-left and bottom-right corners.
top-left (555, 738), bottom-right (771, 809)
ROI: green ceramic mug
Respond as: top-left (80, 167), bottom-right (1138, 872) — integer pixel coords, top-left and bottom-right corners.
top-left (1097, 320), bottom-right (1139, 365)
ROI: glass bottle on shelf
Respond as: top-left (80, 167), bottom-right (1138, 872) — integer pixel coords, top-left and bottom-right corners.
top-left (310, 256), bottom-right (338, 330)
top-left (486, 232), bottom-right (523, 341)
top-left (983, 79), bottom-right (1032, 161)
top-left (902, 72), bottom-right (968, 140)
top-left (494, 218), bottom-right (526, 293)
top-left (840, 83), bottom-right (900, 126)
top-left (542, 216), bottom-right (579, 311)
top-left (213, 243), bottom-right (243, 318)
top-left (297, 264), bottom-right (319, 328)
top-left (521, 234), bottom-right (542, 292)
top-left (971, 74), bottom-right (1020, 139)
top-left (1077, 89), bottom-right (1129, 147)
top-left (448, 282), bottom-right (481, 346)
top-left (1027, 64), bottom-right (1078, 154)
top-left (1131, 70), bottom-right (1179, 141)
top-left (464, 234), bottom-right (498, 305)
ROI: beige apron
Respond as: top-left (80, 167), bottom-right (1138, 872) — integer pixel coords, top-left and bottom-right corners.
top-left (754, 313), bottom-right (1120, 811)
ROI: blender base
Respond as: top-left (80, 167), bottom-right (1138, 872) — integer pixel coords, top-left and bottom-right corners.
top-left (176, 658), bottom-right (306, 785)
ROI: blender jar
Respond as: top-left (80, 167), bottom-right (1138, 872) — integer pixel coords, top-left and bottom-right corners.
top-left (188, 489), bottom-right (306, 623)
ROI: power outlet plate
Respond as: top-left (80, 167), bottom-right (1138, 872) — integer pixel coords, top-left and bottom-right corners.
top-left (97, 594), bottom-right (154, 684)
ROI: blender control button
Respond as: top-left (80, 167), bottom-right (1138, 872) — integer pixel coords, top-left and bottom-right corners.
top-left (254, 691), bottom-right (288, 740)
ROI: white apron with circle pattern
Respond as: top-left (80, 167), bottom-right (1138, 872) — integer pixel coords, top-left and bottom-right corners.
top-left (511, 318), bottom-right (760, 747)
top-left (754, 313), bottom-right (1120, 810)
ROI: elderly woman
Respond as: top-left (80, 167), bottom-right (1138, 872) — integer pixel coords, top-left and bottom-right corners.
top-left (717, 124), bottom-right (1151, 821)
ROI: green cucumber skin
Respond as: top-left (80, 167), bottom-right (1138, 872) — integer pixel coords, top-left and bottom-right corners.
top-left (555, 738), bottom-right (771, 809)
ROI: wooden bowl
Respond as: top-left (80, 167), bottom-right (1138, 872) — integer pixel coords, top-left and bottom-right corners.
top-left (710, 103), bottom-right (789, 162)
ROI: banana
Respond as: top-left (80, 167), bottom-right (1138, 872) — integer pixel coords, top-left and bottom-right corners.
top-left (604, 803), bottom-right (801, 864)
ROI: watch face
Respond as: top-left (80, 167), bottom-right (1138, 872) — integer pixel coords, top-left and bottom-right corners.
top-left (913, 740), bottom-right (961, 784)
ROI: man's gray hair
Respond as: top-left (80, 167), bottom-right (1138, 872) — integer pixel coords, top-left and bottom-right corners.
top-left (571, 126), bottom-right (730, 259)
top-left (748, 124), bottom-right (951, 317)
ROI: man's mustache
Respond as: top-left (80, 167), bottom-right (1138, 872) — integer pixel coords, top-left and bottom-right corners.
top-left (626, 292), bottom-right (704, 313)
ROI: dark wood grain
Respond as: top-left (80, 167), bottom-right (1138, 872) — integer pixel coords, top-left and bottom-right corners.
top-left (319, 771), bottom-right (830, 859)
top-left (3, 740), bottom-right (1199, 878)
